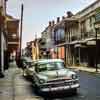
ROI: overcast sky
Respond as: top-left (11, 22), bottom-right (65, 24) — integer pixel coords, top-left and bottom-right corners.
top-left (7, 0), bottom-right (96, 48)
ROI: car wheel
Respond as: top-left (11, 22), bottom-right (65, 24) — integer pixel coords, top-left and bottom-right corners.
top-left (34, 84), bottom-right (41, 94)
top-left (34, 84), bottom-right (38, 93)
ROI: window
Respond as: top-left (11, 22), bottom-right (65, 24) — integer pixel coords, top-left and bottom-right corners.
top-left (53, 28), bottom-right (65, 43)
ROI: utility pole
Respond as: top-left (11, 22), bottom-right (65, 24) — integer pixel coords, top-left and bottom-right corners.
top-left (17, 3), bottom-right (24, 68)
top-left (20, 4), bottom-right (24, 57)
top-left (35, 34), bottom-right (37, 60)
top-left (56, 31), bottom-right (59, 59)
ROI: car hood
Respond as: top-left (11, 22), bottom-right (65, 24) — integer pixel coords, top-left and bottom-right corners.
top-left (38, 69), bottom-right (75, 80)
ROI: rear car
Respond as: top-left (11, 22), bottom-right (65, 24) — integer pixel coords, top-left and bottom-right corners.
top-left (21, 57), bottom-right (35, 77)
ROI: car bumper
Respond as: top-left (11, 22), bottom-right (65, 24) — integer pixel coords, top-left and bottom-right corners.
top-left (40, 83), bottom-right (80, 92)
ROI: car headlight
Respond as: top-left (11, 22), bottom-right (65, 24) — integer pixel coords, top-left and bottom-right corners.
top-left (39, 79), bottom-right (45, 84)
top-left (72, 74), bottom-right (77, 79)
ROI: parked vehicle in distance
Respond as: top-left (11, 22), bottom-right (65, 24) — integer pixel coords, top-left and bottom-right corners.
top-left (21, 56), bottom-right (35, 77)
top-left (32, 59), bottom-right (80, 94)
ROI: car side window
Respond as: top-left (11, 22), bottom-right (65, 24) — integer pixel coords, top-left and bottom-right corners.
top-left (35, 64), bottom-right (47, 72)
top-left (35, 67), bottom-right (39, 73)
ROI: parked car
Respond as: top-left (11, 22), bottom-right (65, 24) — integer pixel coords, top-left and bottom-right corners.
top-left (32, 59), bottom-right (80, 94)
top-left (21, 56), bottom-right (35, 77)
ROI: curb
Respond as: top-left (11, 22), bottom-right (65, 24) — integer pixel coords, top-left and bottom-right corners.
top-left (69, 67), bottom-right (100, 74)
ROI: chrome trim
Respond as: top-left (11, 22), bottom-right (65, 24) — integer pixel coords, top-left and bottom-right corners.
top-left (40, 79), bottom-right (79, 86)
top-left (41, 84), bottom-right (80, 92)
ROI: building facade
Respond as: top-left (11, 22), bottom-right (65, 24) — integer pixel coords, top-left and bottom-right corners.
top-left (6, 15), bottom-right (19, 56)
top-left (25, 38), bottom-right (40, 61)
top-left (73, 0), bottom-right (100, 67)
top-left (41, 0), bottom-right (100, 68)
top-left (0, 0), bottom-right (8, 77)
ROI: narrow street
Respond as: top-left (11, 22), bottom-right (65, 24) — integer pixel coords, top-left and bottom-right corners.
top-left (0, 0), bottom-right (100, 100)
top-left (0, 62), bottom-right (100, 100)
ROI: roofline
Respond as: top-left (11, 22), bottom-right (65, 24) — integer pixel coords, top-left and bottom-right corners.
top-left (75, 0), bottom-right (99, 16)
top-left (53, 17), bottom-right (78, 30)
top-left (54, 0), bottom-right (99, 28)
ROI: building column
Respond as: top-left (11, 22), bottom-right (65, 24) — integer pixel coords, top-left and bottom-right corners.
top-left (0, 24), bottom-right (1, 75)
top-left (78, 47), bottom-right (81, 65)
top-left (0, 30), bottom-right (4, 77)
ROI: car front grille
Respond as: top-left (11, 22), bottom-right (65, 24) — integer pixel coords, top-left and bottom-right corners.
top-left (47, 78), bottom-right (70, 83)
top-left (41, 79), bottom-right (78, 88)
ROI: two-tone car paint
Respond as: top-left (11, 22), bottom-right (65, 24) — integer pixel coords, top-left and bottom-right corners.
top-left (32, 59), bottom-right (80, 93)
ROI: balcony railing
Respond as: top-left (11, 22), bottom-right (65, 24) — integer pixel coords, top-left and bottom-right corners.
top-left (8, 36), bottom-right (19, 42)
top-left (71, 32), bottom-right (97, 41)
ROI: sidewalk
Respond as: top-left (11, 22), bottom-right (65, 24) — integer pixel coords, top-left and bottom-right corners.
top-left (69, 65), bottom-right (100, 73)
top-left (0, 61), bottom-right (20, 100)
top-left (0, 61), bottom-right (43, 100)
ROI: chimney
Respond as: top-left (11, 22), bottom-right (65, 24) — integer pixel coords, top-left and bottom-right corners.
top-left (52, 20), bottom-right (55, 26)
top-left (62, 16), bottom-right (65, 20)
top-left (57, 17), bottom-right (60, 23)
top-left (67, 11), bottom-right (73, 18)
top-left (49, 21), bottom-right (51, 26)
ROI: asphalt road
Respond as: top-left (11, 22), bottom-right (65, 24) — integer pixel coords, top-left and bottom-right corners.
top-left (15, 69), bottom-right (100, 100)
top-left (1, 64), bottom-right (100, 100)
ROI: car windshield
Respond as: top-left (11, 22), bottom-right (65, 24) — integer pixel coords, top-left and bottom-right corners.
top-left (28, 62), bottom-right (35, 68)
top-left (37, 62), bottom-right (64, 72)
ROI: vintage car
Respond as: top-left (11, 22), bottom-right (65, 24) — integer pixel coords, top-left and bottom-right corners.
top-left (21, 57), bottom-right (35, 77)
top-left (32, 59), bottom-right (80, 93)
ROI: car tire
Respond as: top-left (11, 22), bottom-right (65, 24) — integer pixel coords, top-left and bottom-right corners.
top-left (34, 84), bottom-right (41, 94)
top-left (34, 84), bottom-right (38, 93)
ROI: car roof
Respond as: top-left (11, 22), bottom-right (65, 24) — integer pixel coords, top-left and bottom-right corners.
top-left (22, 57), bottom-right (33, 62)
top-left (35, 59), bottom-right (64, 64)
